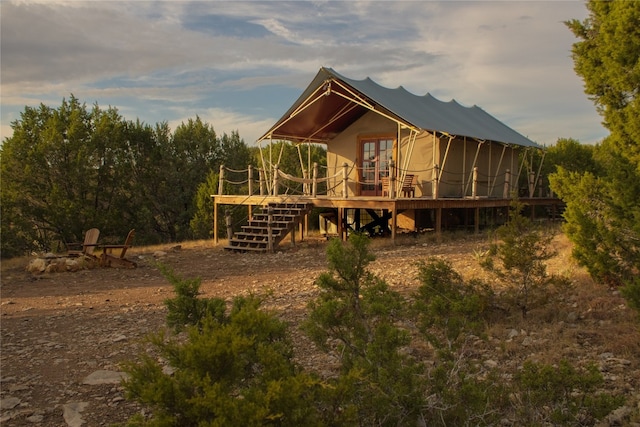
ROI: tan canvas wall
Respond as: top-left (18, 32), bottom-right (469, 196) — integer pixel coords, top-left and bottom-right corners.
top-left (324, 111), bottom-right (521, 199)
top-left (437, 138), bottom-right (519, 198)
top-left (326, 111), bottom-right (396, 196)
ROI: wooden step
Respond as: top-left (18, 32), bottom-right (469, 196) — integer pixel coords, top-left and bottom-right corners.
top-left (225, 202), bottom-right (311, 253)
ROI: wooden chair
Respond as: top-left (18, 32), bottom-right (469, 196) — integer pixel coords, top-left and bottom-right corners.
top-left (67, 228), bottom-right (100, 258)
top-left (401, 174), bottom-right (417, 198)
top-left (99, 229), bottom-right (137, 268)
top-left (381, 176), bottom-right (390, 197)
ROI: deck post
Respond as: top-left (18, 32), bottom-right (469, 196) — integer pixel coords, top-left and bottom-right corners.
top-left (432, 164), bottom-right (439, 199)
top-left (389, 160), bottom-right (396, 199)
top-left (259, 169), bottom-right (265, 196)
top-left (248, 165), bottom-right (253, 196)
top-left (538, 178), bottom-right (543, 197)
top-left (337, 208), bottom-right (344, 240)
top-left (435, 208), bottom-right (442, 242)
top-left (475, 207), bottom-right (480, 234)
top-left (312, 162), bottom-right (318, 197)
top-left (503, 169), bottom-right (511, 199)
top-left (342, 163), bottom-right (349, 198)
top-left (273, 165), bottom-right (279, 196)
top-left (225, 208), bottom-right (233, 241)
top-left (472, 167), bottom-right (478, 199)
top-left (391, 206), bottom-right (397, 242)
top-left (528, 171), bottom-right (535, 198)
top-left (267, 207), bottom-right (274, 253)
top-left (218, 165), bottom-right (225, 195)
top-left (212, 196), bottom-right (218, 245)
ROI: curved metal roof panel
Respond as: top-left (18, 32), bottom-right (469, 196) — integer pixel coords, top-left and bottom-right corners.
top-left (260, 67), bottom-right (539, 148)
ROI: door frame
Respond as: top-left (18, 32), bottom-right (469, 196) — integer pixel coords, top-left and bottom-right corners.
top-left (358, 135), bottom-right (395, 196)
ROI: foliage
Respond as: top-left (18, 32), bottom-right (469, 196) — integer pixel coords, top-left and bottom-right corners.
top-left (159, 263), bottom-right (226, 332)
top-left (303, 233), bottom-right (426, 426)
top-left (556, 0), bottom-right (640, 310)
top-left (544, 138), bottom-right (599, 176)
top-left (479, 200), bottom-right (565, 318)
top-left (1, 98), bottom-right (253, 256)
top-left (123, 289), bottom-right (324, 426)
top-left (414, 258), bottom-right (493, 350)
top-left (514, 360), bottom-right (625, 425)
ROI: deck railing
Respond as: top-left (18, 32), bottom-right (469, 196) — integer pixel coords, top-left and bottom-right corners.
top-left (217, 161), bottom-right (551, 200)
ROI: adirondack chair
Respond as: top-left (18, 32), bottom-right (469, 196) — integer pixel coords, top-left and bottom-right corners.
top-left (66, 228), bottom-right (100, 258)
top-left (99, 229), bottom-right (137, 268)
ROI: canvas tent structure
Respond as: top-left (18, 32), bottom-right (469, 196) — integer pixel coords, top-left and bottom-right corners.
top-left (213, 68), bottom-right (560, 250)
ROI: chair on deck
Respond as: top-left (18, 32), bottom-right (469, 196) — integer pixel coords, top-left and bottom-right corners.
top-left (99, 229), bottom-right (137, 268)
top-left (381, 176), bottom-right (390, 197)
top-left (401, 174), bottom-right (417, 198)
top-left (66, 228), bottom-right (100, 258)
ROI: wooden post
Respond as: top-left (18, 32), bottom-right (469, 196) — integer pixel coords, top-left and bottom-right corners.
top-left (389, 160), bottom-right (396, 199)
top-left (218, 165), bottom-right (225, 195)
top-left (273, 164), bottom-right (279, 196)
top-left (432, 164), bottom-right (439, 199)
top-left (391, 206), bottom-right (397, 243)
top-left (312, 162), bottom-right (318, 197)
top-left (225, 208), bottom-right (233, 242)
top-left (259, 169), bottom-right (265, 196)
top-left (528, 171), bottom-right (535, 198)
top-left (538, 178), bottom-right (543, 197)
top-left (248, 165), bottom-right (253, 196)
top-left (212, 196), bottom-right (218, 245)
top-left (337, 208), bottom-right (344, 240)
top-left (267, 207), bottom-right (274, 253)
top-left (472, 167), bottom-right (478, 199)
top-left (435, 208), bottom-right (442, 243)
top-left (475, 207), bottom-right (480, 234)
top-left (503, 169), bottom-right (511, 199)
top-left (342, 162), bottom-right (349, 198)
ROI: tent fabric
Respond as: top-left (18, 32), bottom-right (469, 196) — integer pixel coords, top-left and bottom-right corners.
top-left (260, 67), bottom-right (539, 148)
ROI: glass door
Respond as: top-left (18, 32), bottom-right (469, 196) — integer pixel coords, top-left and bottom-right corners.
top-left (360, 137), bottom-right (393, 196)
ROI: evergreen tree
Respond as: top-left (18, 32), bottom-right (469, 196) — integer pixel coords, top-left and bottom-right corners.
top-left (550, 1), bottom-right (640, 304)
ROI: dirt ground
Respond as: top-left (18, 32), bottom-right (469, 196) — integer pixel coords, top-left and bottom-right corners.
top-left (1, 233), bottom-right (639, 426)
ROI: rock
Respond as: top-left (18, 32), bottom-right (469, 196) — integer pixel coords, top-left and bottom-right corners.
top-left (62, 402), bottom-right (89, 427)
top-left (153, 251), bottom-right (167, 258)
top-left (0, 396), bottom-right (21, 410)
top-left (507, 329), bottom-right (519, 339)
top-left (65, 259), bottom-right (81, 272)
top-left (26, 258), bottom-right (46, 273)
top-left (82, 370), bottom-right (127, 385)
top-left (26, 414), bottom-right (44, 423)
top-left (484, 359), bottom-right (498, 369)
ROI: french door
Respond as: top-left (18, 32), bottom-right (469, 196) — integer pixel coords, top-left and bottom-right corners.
top-left (360, 137), bottom-right (393, 196)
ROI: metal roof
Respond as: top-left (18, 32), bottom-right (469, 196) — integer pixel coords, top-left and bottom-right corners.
top-left (259, 67), bottom-right (539, 147)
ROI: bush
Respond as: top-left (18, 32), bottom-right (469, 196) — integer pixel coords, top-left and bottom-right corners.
top-left (123, 294), bottom-right (324, 426)
top-left (303, 234), bottom-right (427, 426)
top-left (515, 360), bottom-right (625, 425)
top-left (479, 199), bottom-right (567, 318)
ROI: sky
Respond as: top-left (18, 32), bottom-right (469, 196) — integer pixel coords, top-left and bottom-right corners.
top-left (1, 0), bottom-right (608, 147)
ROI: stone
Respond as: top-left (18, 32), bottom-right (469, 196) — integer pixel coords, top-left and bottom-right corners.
top-left (82, 370), bottom-right (127, 385)
top-left (0, 396), bottom-right (21, 410)
top-left (62, 402), bottom-right (89, 427)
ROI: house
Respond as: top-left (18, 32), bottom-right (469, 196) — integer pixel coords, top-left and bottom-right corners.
top-left (213, 68), bottom-right (560, 251)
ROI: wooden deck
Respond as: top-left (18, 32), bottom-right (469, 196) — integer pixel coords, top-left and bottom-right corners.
top-left (212, 194), bottom-right (563, 245)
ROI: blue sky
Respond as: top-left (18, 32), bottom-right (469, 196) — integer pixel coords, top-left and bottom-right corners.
top-left (1, 1), bottom-right (607, 146)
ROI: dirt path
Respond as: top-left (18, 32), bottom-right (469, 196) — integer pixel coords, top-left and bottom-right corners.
top-left (2, 235), bottom-right (639, 426)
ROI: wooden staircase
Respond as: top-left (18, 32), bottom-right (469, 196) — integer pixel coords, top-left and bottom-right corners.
top-left (224, 202), bottom-right (311, 253)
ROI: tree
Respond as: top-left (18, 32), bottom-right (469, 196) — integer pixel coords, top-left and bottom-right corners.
top-left (303, 234), bottom-right (426, 426)
top-left (550, 1), bottom-right (640, 303)
top-left (479, 200), bottom-right (564, 318)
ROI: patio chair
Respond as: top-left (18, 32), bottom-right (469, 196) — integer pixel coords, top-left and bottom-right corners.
top-left (66, 228), bottom-right (100, 258)
top-left (99, 229), bottom-right (137, 268)
top-left (401, 174), bottom-right (417, 198)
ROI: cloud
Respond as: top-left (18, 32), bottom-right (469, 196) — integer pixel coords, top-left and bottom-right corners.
top-left (1, 0), bottom-right (606, 146)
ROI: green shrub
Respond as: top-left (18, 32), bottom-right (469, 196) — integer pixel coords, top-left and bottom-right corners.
top-left (515, 360), bottom-right (625, 425)
top-left (413, 258), bottom-right (493, 351)
top-left (123, 294), bottom-right (324, 426)
top-left (479, 199), bottom-right (567, 318)
top-left (159, 263), bottom-right (226, 332)
top-left (303, 234), bottom-right (427, 426)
